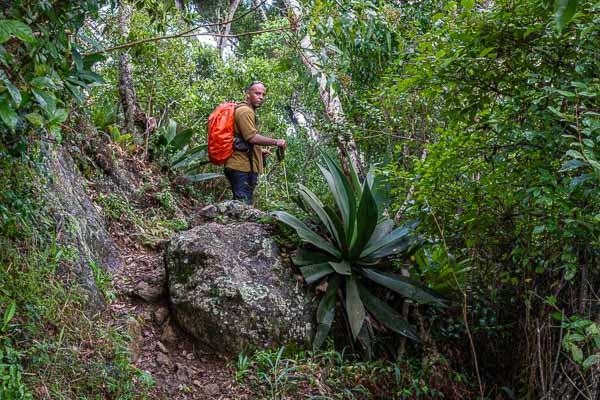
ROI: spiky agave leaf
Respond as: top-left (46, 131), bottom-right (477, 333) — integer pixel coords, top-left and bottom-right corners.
top-left (360, 220), bottom-right (419, 261)
top-left (300, 263), bottom-right (334, 284)
top-left (298, 184), bottom-right (343, 250)
top-left (349, 180), bottom-right (378, 259)
top-left (272, 211), bottom-right (341, 258)
top-left (359, 268), bottom-right (447, 307)
top-left (357, 282), bottom-right (419, 341)
top-left (319, 153), bottom-right (356, 240)
top-left (346, 275), bottom-right (365, 340)
top-left (313, 276), bottom-right (340, 351)
top-left (171, 144), bottom-right (208, 169)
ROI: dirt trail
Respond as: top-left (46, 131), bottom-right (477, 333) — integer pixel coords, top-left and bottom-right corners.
top-left (106, 222), bottom-right (254, 399)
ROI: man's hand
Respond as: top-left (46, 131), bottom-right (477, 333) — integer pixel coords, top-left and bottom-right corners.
top-left (261, 147), bottom-right (273, 157)
top-left (275, 139), bottom-right (287, 149)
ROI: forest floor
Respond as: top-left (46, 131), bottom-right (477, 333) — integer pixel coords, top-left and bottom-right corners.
top-left (103, 201), bottom-right (256, 399)
top-left (82, 141), bottom-right (258, 399)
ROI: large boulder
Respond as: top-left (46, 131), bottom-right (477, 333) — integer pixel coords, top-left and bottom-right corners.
top-left (165, 219), bottom-right (313, 354)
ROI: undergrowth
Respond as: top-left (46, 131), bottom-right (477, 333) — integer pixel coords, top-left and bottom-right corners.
top-left (0, 148), bottom-right (153, 399)
top-left (235, 345), bottom-right (474, 399)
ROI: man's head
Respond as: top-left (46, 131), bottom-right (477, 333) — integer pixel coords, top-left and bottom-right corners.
top-left (245, 81), bottom-right (266, 108)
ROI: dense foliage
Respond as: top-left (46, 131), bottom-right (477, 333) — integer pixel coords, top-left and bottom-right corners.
top-left (1, 0), bottom-right (598, 398)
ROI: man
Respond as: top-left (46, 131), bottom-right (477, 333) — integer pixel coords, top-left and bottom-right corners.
top-left (224, 81), bottom-right (286, 205)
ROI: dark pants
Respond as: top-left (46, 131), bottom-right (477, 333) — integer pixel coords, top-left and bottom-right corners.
top-left (224, 168), bottom-right (258, 205)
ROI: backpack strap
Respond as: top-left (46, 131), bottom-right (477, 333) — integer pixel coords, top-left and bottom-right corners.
top-left (234, 103), bottom-right (255, 173)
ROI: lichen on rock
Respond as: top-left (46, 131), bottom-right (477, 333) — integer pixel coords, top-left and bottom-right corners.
top-left (165, 210), bottom-right (314, 355)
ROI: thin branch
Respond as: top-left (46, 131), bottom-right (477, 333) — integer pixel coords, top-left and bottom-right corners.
top-left (84, 27), bottom-right (289, 56)
top-left (180, 26), bottom-right (289, 39)
top-left (83, 0), bottom-right (269, 56)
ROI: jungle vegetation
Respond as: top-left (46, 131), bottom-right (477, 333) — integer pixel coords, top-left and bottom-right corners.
top-left (0, 0), bottom-right (598, 398)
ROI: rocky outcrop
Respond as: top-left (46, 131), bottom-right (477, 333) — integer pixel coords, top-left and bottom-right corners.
top-left (44, 143), bottom-right (121, 309)
top-left (165, 211), bottom-right (313, 354)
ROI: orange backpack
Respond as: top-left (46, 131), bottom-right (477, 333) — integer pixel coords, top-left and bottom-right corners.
top-left (207, 101), bottom-right (236, 165)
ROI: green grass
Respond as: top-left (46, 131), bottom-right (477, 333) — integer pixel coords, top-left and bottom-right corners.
top-left (235, 344), bottom-right (473, 399)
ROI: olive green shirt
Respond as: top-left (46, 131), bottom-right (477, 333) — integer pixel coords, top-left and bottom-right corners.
top-left (225, 102), bottom-right (264, 174)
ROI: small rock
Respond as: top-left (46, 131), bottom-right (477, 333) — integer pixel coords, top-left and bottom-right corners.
top-left (192, 380), bottom-right (202, 387)
top-left (199, 204), bottom-right (218, 219)
top-left (161, 322), bottom-right (177, 343)
top-left (126, 317), bottom-right (142, 361)
top-left (156, 352), bottom-right (170, 367)
top-left (155, 341), bottom-right (169, 353)
top-left (133, 281), bottom-right (165, 303)
top-left (153, 306), bottom-right (169, 325)
top-left (204, 383), bottom-right (220, 396)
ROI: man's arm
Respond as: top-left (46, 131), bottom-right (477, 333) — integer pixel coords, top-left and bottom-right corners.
top-left (248, 134), bottom-right (286, 149)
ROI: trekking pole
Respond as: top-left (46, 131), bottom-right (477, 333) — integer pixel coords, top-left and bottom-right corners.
top-left (277, 146), bottom-right (290, 201)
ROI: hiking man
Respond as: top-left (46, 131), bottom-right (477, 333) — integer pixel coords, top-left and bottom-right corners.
top-left (224, 81), bottom-right (286, 205)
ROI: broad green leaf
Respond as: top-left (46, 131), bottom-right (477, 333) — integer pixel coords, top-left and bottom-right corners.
top-left (358, 283), bottom-right (418, 340)
top-left (73, 48), bottom-right (83, 72)
top-left (582, 354), bottom-right (599, 369)
top-left (170, 128), bottom-right (194, 150)
top-left (31, 76), bottom-right (58, 89)
top-left (554, 0), bottom-right (578, 32)
top-left (300, 263), bottom-right (334, 284)
top-left (25, 112), bottom-right (44, 127)
top-left (271, 211), bottom-right (341, 258)
top-left (461, 0), bottom-right (474, 11)
top-left (0, 20), bottom-right (34, 44)
top-left (165, 119), bottom-right (177, 144)
top-left (77, 70), bottom-right (104, 84)
top-left (3, 80), bottom-right (21, 107)
top-left (559, 159), bottom-right (585, 172)
top-left (292, 249), bottom-right (335, 266)
top-left (313, 276), bottom-right (340, 351)
top-left (32, 89), bottom-right (56, 115)
top-left (298, 184), bottom-right (341, 248)
top-left (570, 344), bottom-right (583, 363)
top-left (0, 22), bottom-right (9, 43)
top-left (346, 275), bottom-right (365, 340)
top-left (328, 260), bottom-right (351, 275)
top-left (350, 180), bottom-right (378, 259)
top-left (65, 82), bottom-right (85, 103)
top-left (565, 149), bottom-right (583, 160)
top-left (360, 268), bottom-right (447, 306)
top-left (0, 96), bottom-right (18, 129)
top-left (184, 172), bottom-right (223, 182)
top-left (49, 108), bottom-right (68, 125)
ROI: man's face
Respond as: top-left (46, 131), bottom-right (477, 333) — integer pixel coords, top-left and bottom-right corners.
top-left (246, 83), bottom-right (266, 108)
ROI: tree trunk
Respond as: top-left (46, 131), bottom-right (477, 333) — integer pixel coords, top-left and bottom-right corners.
top-left (290, 92), bottom-right (320, 141)
top-left (118, 2), bottom-right (156, 148)
top-left (284, 0), bottom-right (364, 177)
top-left (217, 0), bottom-right (241, 60)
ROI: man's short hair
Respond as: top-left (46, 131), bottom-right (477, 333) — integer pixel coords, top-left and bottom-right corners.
top-left (245, 80), bottom-right (264, 92)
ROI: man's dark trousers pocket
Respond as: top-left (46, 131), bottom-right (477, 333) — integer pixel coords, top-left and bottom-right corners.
top-left (224, 168), bottom-right (258, 205)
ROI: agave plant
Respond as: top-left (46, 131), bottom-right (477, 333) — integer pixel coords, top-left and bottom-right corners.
top-left (272, 154), bottom-right (446, 351)
top-left (159, 119), bottom-right (223, 182)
